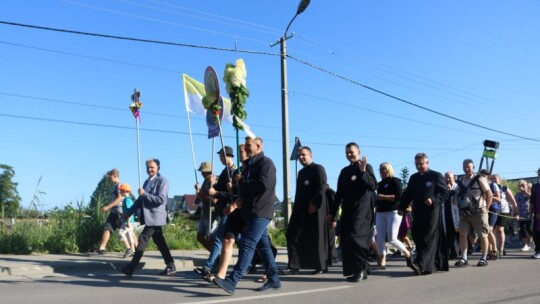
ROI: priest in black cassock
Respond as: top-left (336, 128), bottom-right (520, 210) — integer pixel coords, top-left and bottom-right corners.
top-left (399, 153), bottom-right (449, 275)
top-left (331, 142), bottom-right (377, 282)
top-left (282, 146), bottom-right (329, 275)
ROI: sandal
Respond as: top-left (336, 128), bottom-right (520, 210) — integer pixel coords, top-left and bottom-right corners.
top-left (255, 276), bottom-right (268, 283)
top-left (203, 274), bottom-right (216, 284)
top-left (477, 258), bottom-right (488, 267)
top-left (491, 251), bottom-right (499, 261)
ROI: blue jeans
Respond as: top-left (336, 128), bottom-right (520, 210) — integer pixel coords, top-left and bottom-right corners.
top-left (205, 216), bottom-right (227, 269)
top-left (227, 217), bottom-right (279, 287)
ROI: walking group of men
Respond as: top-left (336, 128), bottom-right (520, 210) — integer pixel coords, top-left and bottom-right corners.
top-left (97, 139), bottom-right (540, 296)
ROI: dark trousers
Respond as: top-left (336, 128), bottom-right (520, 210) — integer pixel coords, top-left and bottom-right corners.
top-left (534, 229), bottom-right (540, 253)
top-left (126, 226), bottom-right (174, 272)
top-left (285, 226), bottom-right (301, 270)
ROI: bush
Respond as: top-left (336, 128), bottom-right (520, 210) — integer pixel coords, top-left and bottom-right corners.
top-left (269, 228), bottom-right (286, 247)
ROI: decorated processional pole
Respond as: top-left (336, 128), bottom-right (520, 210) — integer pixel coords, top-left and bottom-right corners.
top-left (223, 59), bottom-right (250, 181)
top-left (129, 89), bottom-right (143, 188)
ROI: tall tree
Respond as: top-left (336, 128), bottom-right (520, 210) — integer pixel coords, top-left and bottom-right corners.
top-left (0, 164), bottom-right (21, 218)
top-left (89, 174), bottom-right (114, 211)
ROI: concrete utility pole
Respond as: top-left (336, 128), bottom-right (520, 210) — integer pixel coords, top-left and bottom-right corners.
top-left (271, 0), bottom-right (310, 228)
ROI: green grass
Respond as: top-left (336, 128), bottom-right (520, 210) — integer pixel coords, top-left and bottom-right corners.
top-left (0, 202), bottom-right (287, 254)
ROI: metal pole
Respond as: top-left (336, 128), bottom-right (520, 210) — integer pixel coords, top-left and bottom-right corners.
top-left (280, 37), bottom-right (292, 228)
top-left (135, 117), bottom-right (142, 189)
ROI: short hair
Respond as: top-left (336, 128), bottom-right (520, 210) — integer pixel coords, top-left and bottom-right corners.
top-left (107, 168), bottom-right (119, 177)
top-left (415, 153), bottom-right (428, 161)
top-left (245, 136), bottom-right (262, 144)
top-left (463, 159), bottom-right (474, 167)
top-left (346, 142), bottom-right (359, 149)
top-left (146, 158), bottom-right (160, 169)
top-left (379, 162), bottom-right (395, 177)
top-left (298, 146), bottom-right (312, 154)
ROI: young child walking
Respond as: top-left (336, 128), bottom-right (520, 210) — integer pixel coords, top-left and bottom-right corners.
top-left (118, 183), bottom-right (138, 258)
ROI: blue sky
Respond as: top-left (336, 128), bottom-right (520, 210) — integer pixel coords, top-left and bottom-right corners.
top-left (1, 0), bottom-right (539, 211)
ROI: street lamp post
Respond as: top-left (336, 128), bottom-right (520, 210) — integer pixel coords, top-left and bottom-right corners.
top-left (271, 0), bottom-right (310, 228)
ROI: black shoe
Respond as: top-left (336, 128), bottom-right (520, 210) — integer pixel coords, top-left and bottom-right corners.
top-left (310, 268), bottom-right (328, 275)
top-left (158, 265), bottom-right (176, 276)
top-left (120, 266), bottom-right (133, 277)
top-left (90, 249), bottom-right (106, 255)
top-left (214, 277), bottom-right (235, 295)
top-left (406, 257), bottom-right (421, 275)
top-left (346, 270), bottom-right (367, 282)
top-left (194, 266), bottom-right (211, 276)
top-left (279, 268), bottom-right (299, 275)
top-left (256, 280), bottom-right (281, 292)
top-left (194, 267), bottom-right (204, 275)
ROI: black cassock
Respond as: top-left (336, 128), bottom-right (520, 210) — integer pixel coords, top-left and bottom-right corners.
top-left (333, 162), bottom-right (377, 276)
top-left (287, 162), bottom-right (329, 271)
top-left (400, 169), bottom-right (449, 273)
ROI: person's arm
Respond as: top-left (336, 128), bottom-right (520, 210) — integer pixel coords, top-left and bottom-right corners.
top-left (430, 172), bottom-right (449, 208)
top-left (377, 178), bottom-right (402, 202)
top-left (101, 186), bottom-right (123, 212)
top-left (140, 177), bottom-right (169, 208)
top-left (330, 170), bottom-right (344, 220)
top-left (491, 183), bottom-right (501, 203)
top-left (506, 188), bottom-right (519, 218)
top-left (242, 158), bottom-right (275, 194)
top-left (309, 165), bottom-right (328, 214)
top-left (358, 161), bottom-right (377, 191)
top-left (399, 175), bottom-right (414, 211)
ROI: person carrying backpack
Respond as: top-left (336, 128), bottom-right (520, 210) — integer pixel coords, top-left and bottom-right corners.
top-left (454, 159), bottom-right (493, 268)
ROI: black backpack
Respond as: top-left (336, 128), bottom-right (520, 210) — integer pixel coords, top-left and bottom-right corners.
top-left (456, 175), bottom-right (482, 216)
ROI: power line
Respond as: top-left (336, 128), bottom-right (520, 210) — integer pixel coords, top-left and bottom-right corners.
top-left (0, 112), bottom-right (480, 152)
top-left (1, 20), bottom-right (537, 142)
top-left (287, 54), bottom-right (540, 143)
top-left (0, 20), bottom-right (278, 56)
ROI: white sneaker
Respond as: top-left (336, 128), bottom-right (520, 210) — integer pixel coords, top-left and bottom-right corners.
top-left (521, 245), bottom-right (530, 251)
top-left (531, 252), bottom-right (540, 259)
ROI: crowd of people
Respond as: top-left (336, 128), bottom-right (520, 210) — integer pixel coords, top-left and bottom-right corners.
top-left (93, 140), bottom-right (540, 295)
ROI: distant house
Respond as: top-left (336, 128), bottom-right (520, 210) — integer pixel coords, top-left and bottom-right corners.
top-left (167, 196), bottom-right (184, 216)
top-left (182, 194), bottom-right (199, 214)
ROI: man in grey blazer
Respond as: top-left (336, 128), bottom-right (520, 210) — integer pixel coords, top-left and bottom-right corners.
top-left (121, 158), bottom-right (176, 277)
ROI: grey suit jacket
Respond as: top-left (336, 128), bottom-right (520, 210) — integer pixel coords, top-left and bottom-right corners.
top-left (126, 174), bottom-right (169, 227)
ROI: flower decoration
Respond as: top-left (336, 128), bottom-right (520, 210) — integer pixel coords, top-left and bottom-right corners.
top-left (129, 89), bottom-right (143, 119)
top-left (223, 58), bottom-right (250, 130)
top-left (202, 93), bottom-right (221, 121)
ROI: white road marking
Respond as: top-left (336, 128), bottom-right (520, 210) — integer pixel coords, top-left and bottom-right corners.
top-left (180, 285), bottom-right (352, 304)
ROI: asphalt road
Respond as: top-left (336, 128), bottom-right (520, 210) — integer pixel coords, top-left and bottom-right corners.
top-left (1, 246), bottom-right (538, 304)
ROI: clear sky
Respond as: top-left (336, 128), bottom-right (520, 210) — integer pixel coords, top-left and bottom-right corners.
top-left (1, 0), bottom-right (539, 211)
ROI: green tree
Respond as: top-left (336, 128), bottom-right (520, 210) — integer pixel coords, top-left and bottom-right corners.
top-left (400, 166), bottom-right (410, 188)
top-left (0, 164), bottom-right (21, 218)
top-left (89, 174), bottom-right (114, 210)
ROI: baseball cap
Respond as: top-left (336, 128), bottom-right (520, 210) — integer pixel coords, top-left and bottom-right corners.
top-left (119, 183), bottom-right (132, 192)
